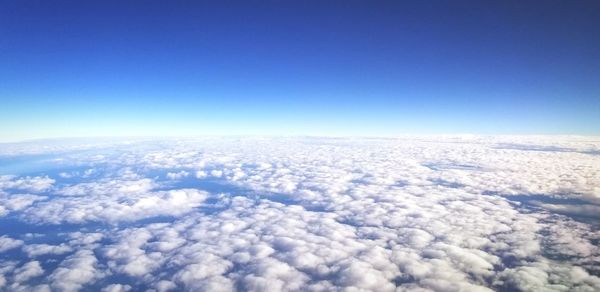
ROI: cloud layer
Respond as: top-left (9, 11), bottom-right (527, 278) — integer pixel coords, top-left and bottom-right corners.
top-left (0, 136), bottom-right (598, 291)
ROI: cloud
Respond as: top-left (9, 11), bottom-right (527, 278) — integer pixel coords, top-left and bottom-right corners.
top-left (23, 180), bottom-right (208, 224)
top-left (0, 236), bottom-right (24, 253)
top-left (166, 170), bottom-right (190, 180)
top-left (195, 170), bottom-right (207, 178)
top-left (103, 228), bottom-right (164, 277)
top-left (58, 178), bottom-right (155, 197)
top-left (0, 175), bottom-right (55, 193)
top-left (13, 261), bottom-right (44, 283)
top-left (0, 136), bottom-right (598, 291)
top-left (0, 261), bottom-right (17, 288)
top-left (0, 193), bottom-right (47, 217)
top-left (23, 243), bottom-right (73, 258)
top-left (101, 284), bottom-right (132, 292)
top-left (48, 250), bottom-right (104, 292)
top-left (532, 201), bottom-right (600, 218)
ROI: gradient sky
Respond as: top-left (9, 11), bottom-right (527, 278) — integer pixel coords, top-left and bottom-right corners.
top-left (1, 0), bottom-right (599, 141)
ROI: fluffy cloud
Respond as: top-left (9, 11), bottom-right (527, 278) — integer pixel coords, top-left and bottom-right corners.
top-left (166, 170), bottom-right (190, 180)
top-left (0, 175), bottom-right (54, 193)
top-left (101, 284), bottom-right (132, 292)
top-left (23, 243), bottom-right (73, 258)
top-left (13, 260), bottom-right (44, 283)
top-left (23, 180), bottom-right (208, 224)
top-left (48, 250), bottom-right (104, 292)
top-left (0, 193), bottom-right (47, 217)
top-left (0, 136), bottom-right (598, 291)
top-left (0, 236), bottom-right (24, 253)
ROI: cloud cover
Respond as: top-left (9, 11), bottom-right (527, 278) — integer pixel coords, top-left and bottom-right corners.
top-left (0, 136), bottom-right (598, 291)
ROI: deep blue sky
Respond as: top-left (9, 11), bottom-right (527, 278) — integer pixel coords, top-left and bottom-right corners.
top-left (1, 0), bottom-right (599, 141)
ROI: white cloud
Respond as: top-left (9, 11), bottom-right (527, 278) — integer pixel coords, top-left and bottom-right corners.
top-left (104, 228), bottom-right (163, 277)
top-left (0, 261), bottom-right (17, 288)
top-left (153, 280), bottom-right (177, 292)
top-left (166, 170), bottom-right (189, 180)
top-left (23, 179), bottom-right (208, 224)
top-left (0, 175), bottom-right (55, 193)
top-left (23, 243), bottom-right (73, 258)
top-left (101, 284), bottom-right (132, 292)
top-left (13, 261), bottom-right (44, 283)
top-left (195, 170), bottom-right (207, 178)
top-left (49, 250), bottom-right (104, 292)
top-left (0, 236), bottom-right (24, 253)
top-left (58, 178), bottom-right (155, 197)
top-left (68, 232), bottom-right (104, 246)
top-left (0, 193), bottom-right (47, 217)
top-left (210, 170), bottom-right (223, 178)
top-left (0, 136), bottom-right (598, 291)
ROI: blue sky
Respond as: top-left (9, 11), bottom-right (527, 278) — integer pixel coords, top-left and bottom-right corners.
top-left (1, 0), bottom-right (599, 141)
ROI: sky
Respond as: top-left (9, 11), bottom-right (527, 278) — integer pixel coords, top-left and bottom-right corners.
top-left (1, 0), bottom-right (599, 141)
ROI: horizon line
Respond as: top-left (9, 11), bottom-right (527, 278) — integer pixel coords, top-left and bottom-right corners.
top-left (3, 133), bottom-right (600, 144)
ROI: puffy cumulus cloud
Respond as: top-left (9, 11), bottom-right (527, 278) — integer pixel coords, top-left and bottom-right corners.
top-left (0, 193), bottom-right (47, 217)
top-left (101, 283), bottom-right (132, 292)
top-left (67, 232), bottom-right (104, 247)
top-left (59, 168), bottom-right (96, 179)
top-left (94, 196), bottom-right (547, 291)
top-left (153, 280), bottom-right (177, 292)
top-left (533, 201), bottom-right (600, 218)
top-left (0, 236), bottom-right (23, 253)
top-left (495, 261), bottom-right (600, 291)
top-left (1, 193), bottom-right (47, 211)
top-left (23, 243), bottom-right (73, 258)
top-left (21, 177), bottom-right (208, 224)
top-left (0, 261), bottom-right (17, 288)
top-left (103, 227), bottom-right (165, 277)
top-left (536, 214), bottom-right (600, 276)
top-left (166, 170), bottom-right (190, 180)
top-left (48, 250), bottom-right (104, 291)
top-left (0, 175), bottom-right (55, 193)
top-left (0, 136), bottom-right (598, 291)
top-left (13, 260), bottom-right (44, 283)
top-left (102, 198), bottom-right (358, 291)
top-left (58, 178), bottom-right (155, 197)
top-left (195, 170), bottom-right (208, 179)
